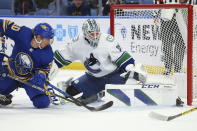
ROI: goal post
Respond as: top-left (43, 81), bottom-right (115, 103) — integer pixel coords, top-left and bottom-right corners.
top-left (110, 4), bottom-right (196, 106)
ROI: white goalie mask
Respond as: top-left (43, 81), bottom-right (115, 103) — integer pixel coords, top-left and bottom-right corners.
top-left (82, 19), bottom-right (101, 47)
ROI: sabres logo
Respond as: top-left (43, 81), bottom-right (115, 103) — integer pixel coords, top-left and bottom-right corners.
top-left (15, 52), bottom-right (33, 75)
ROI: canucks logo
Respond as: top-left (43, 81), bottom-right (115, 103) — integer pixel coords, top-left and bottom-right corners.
top-left (84, 53), bottom-right (101, 74)
top-left (15, 52), bottom-right (33, 75)
top-left (68, 25), bottom-right (78, 39)
top-left (55, 24), bottom-right (66, 41)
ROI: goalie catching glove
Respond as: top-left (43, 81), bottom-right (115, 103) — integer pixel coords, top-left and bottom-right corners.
top-left (120, 63), bottom-right (147, 84)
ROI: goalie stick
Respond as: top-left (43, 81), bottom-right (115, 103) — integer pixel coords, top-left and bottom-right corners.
top-left (149, 107), bottom-right (197, 121)
top-left (46, 82), bottom-right (113, 111)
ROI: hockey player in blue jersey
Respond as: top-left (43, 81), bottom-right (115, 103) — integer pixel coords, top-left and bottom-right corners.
top-left (0, 19), bottom-right (54, 108)
top-left (52, 19), bottom-right (147, 104)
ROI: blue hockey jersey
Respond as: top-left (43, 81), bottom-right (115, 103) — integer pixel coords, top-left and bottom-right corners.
top-left (0, 19), bottom-right (53, 79)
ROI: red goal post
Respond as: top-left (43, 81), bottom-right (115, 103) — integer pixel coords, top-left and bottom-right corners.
top-left (110, 4), bottom-right (195, 105)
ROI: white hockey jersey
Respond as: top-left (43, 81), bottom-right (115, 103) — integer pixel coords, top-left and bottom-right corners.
top-left (54, 33), bottom-right (134, 78)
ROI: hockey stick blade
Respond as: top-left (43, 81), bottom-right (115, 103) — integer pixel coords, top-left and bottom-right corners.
top-left (149, 107), bottom-right (197, 121)
top-left (86, 101), bottom-right (113, 111)
top-left (149, 112), bottom-right (175, 121)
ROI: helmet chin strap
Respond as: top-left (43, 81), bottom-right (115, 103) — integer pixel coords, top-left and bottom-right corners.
top-left (34, 36), bottom-right (43, 49)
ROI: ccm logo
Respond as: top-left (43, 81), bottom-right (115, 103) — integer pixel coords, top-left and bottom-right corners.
top-left (142, 84), bottom-right (159, 88)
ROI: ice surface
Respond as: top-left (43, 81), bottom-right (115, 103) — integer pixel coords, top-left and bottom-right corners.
top-left (1, 70), bottom-right (197, 131)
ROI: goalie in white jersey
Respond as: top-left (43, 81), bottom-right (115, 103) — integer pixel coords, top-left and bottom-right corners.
top-left (52, 19), bottom-right (147, 104)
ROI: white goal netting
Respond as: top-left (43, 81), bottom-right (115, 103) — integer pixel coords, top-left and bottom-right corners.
top-left (110, 4), bottom-right (197, 105)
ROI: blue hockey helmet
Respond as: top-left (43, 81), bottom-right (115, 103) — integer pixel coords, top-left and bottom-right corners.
top-left (34, 23), bottom-right (54, 39)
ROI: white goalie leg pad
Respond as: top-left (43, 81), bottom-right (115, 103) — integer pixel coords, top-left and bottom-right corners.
top-left (105, 83), bottom-right (177, 107)
top-left (48, 60), bottom-right (59, 81)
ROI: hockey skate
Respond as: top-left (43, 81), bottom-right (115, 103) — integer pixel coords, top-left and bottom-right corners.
top-left (0, 94), bottom-right (13, 106)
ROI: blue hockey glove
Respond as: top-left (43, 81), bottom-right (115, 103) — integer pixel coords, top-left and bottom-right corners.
top-left (31, 70), bottom-right (46, 87)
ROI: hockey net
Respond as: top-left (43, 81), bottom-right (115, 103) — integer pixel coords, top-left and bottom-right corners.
top-left (110, 4), bottom-right (197, 105)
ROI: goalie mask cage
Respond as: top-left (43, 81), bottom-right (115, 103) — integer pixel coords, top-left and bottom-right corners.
top-left (110, 4), bottom-right (197, 106)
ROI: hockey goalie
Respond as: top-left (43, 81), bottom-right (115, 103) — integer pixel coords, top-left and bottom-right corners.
top-left (48, 19), bottom-right (182, 107)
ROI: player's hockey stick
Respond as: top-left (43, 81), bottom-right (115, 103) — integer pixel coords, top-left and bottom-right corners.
top-left (2, 73), bottom-right (76, 103)
top-left (47, 82), bottom-right (113, 111)
top-left (149, 107), bottom-right (197, 121)
top-left (7, 73), bottom-right (113, 111)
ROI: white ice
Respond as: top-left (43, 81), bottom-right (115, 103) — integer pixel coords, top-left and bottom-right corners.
top-left (1, 70), bottom-right (197, 131)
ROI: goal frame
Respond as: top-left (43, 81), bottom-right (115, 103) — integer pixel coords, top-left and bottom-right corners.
top-left (110, 4), bottom-right (194, 105)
